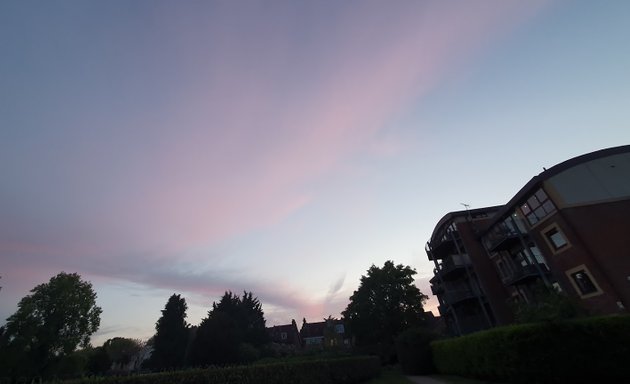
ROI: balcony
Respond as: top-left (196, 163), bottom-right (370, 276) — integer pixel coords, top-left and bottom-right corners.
top-left (443, 289), bottom-right (478, 305)
top-left (431, 284), bottom-right (444, 295)
top-left (501, 263), bottom-right (548, 286)
top-left (428, 237), bottom-right (455, 260)
top-left (486, 227), bottom-right (521, 252)
top-left (435, 254), bottom-right (471, 281)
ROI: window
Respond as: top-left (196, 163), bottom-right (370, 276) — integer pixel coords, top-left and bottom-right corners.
top-left (281, 332), bottom-right (288, 340)
top-left (545, 227), bottom-right (568, 250)
top-left (566, 265), bottom-right (603, 298)
top-left (570, 270), bottom-right (598, 295)
top-left (520, 188), bottom-right (556, 226)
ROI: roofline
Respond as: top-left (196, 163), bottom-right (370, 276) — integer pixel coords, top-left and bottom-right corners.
top-left (429, 205), bottom-right (503, 244)
top-left (482, 144), bottom-right (630, 232)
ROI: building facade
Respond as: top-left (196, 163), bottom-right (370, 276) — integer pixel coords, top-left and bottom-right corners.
top-left (427, 145), bottom-right (630, 335)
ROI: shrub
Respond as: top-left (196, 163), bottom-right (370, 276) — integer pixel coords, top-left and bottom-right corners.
top-left (431, 315), bottom-right (630, 384)
top-left (395, 327), bottom-right (440, 375)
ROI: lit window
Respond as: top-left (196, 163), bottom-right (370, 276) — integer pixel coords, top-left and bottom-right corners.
top-left (545, 228), bottom-right (568, 250)
top-left (570, 270), bottom-right (598, 295)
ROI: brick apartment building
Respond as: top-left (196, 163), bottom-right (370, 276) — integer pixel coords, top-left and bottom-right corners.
top-left (426, 145), bottom-right (630, 336)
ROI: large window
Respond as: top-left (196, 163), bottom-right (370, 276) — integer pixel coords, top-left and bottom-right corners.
top-left (520, 188), bottom-right (556, 226)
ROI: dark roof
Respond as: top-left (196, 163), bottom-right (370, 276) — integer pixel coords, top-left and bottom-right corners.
top-left (300, 321), bottom-right (326, 338)
top-left (481, 145), bottom-right (630, 233)
top-left (267, 322), bottom-right (300, 344)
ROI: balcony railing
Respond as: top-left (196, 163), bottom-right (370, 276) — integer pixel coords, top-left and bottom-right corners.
top-left (428, 237), bottom-right (455, 260)
top-left (485, 227), bottom-right (521, 252)
top-left (431, 284), bottom-right (444, 295)
top-left (443, 289), bottom-right (477, 305)
top-left (501, 263), bottom-right (548, 286)
top-left (435, 254), bottom-right (471, 280)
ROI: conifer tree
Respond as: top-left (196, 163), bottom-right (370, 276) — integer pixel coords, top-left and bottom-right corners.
top-left (146, 294), bottom-right (189, 370)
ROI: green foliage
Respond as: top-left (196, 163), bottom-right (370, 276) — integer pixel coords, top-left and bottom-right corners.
top-left (61, 356), bottom-right (380, 384)
top-left (431, 315), bottom-right (630, 383)
top-left (512, 283), bottom-right (585, 323)
top-left (342, 261), bottom-right (428, 363)
top-left (144, 294), bottom-right (189, 370)
top-left (190, 291), bottom-right (269, 367)
top-left (0, 272), bottom-right (101, 379)
top-left (395, 327), bottom-right (440, 375)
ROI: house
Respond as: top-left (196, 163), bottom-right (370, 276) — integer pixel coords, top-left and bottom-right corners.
top-left (267, 319), bottom-right (301, 348)
top-left (300, 317), bottom-right (350, 349)
top-left (427, 145), bottom-right (630, 335)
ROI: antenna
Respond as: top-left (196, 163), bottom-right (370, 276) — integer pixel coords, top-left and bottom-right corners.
top-left (461, 203), bottom-right (473, 224)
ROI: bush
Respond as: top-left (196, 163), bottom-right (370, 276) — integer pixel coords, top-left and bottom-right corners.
top-left (395, 328), bottom-right (439, 375)
top-left (431, 315), bottom-right (630, 384)
top-left (56, 356), bottom-right (380, 384)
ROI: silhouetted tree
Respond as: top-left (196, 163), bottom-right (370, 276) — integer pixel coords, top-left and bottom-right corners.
top-left (86, 346), bottom-right (111, 375)
top-left (0, 272), bottom-right (102, 378)
top-left (103, 337), bottom-right (143, 371)
top-left (145, 294), bottom-right (189, 370)
top-left (342, 261), bottom-right (428, 363)
top-left (190, 291), bottom-right (268, 366)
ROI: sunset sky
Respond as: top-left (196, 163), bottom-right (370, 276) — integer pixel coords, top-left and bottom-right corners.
top-left (1, 0), bottom-right (629, 345)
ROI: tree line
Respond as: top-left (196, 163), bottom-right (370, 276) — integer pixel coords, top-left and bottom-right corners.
top-left (0, 261), bottom-right (433, 380)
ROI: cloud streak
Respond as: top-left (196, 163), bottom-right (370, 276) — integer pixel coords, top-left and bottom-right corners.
top-left (0, 1), bottom-right (552, 329)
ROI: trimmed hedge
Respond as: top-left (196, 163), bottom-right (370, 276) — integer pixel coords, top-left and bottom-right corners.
top-left (56, 356), bottom-right (380, 384)
top-left (431, 315), bottom-right (630, 383)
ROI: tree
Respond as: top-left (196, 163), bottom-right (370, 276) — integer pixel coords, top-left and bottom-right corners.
top-left (103, 337), bottom-right (144, 371)
top-left (1, 272), bottom-right (102, 378)
top-left (190, 291), bottom-right (268, 366)
top-left (145, 294), bottom-right (189, 370)
top-left (512, 282), bottom-right (585, 323)
top-left (342, 261), bottom-right (428, 363)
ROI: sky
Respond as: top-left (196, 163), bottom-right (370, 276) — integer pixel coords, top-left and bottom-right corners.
top-left (1, 0), bottom-right (629, 346)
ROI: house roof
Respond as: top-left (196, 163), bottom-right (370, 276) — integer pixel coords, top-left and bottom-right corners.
top-left (300, 319), bottom-right (345, 338)
top-left (300, 321), bottom-right (326, 338)
top-left (267, 322), bottom-right (301, 344)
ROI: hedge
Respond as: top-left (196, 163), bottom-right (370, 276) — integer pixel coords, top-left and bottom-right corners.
top-left (54, 356), bottom-right (380, 384)
top-left (431, 315), bottom-right (630, 383)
